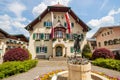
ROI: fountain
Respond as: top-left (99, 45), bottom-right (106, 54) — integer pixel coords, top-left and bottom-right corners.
top-left (51, 34), bottom-right (109, 80)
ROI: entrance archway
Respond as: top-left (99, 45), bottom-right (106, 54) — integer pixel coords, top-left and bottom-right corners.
top-left (56, 46), bottom-right (62, 56)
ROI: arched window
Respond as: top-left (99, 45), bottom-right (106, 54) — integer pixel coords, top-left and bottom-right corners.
top-left (108, 40), bottom-right (113, 45)
top-left (104, 41), bottom-right (108, 46)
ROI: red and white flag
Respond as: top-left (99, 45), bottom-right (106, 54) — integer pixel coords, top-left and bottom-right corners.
top-left (65, 12), bottom-right (71, 34)
top-left (50, 12), bottom-right (54, 39)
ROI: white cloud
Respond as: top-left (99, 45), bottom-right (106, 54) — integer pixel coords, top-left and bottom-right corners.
top-left (0, 14), bottom-right (29, 37)
top-left (87, 8), bottom-right (120, 38)
top-left (32, 2), bottom-right (47, 16)
top-left (32, 0), bottom-right (71, 17)
top-left (12, 21), bottom-right (25, 28)
top-left (87, 15), bottom-right (114, 28)
top-left (87, 8), bottom-right (120, 28)
top-left (0, 14), bottom-right (11, 30)
top-left (8, 1), bottom-right (26, 17)
top-left (108, 8), bottom-right (120, 16)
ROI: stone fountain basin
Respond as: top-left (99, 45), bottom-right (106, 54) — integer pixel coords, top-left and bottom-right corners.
top-left (51, 71), bottom-right (109, 80)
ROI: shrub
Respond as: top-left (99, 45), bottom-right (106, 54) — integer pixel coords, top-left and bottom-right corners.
top-left (92, 58), bottom-right (120, 71)
top-left (82, 44), bottom-right (91, 54)
top-left (3, 48), bottom-right (29, 62)
top-left (25, 49), bottom-right (32, 59)
top-left (92, 48), bottom-right (114, 59)
top-left (82, 53), bottom-right (92, 59)
top-left (0, 60), bottom-right (38, 79)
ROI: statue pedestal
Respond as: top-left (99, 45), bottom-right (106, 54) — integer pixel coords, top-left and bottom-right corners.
top-left (68, 63), bottom-right (92, 80)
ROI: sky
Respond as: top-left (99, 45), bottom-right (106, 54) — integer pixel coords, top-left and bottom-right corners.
top-left (0, 0), bottom-right (120, 38)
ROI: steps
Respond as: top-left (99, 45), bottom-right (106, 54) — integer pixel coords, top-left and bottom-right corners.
top-left (49, 57), bottom-right (67, 61)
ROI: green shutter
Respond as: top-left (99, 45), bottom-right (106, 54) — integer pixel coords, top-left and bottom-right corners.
top-left (71, 23), bottom-right (74, 27)
top-left (66, 34), bottom-right (70, 39)
top-left (81, 34), bottom-right (83, 40)
top-left (36, 46), bottom-right (39, 53)
top-left (45, 46), bottom-right (47, 53)
top-left (70, 47), bottom-right (74, 53)
top-left (33, 33), bottom-right (36, 40)
top-left (64, 22), bottom-right (66, 27)
top-left (41, 33), bottom-right (44, 39)
top-left (77, 49), bottom-right (80, 53)
top-left (74, 34), bottom-right (77, 37)
top-left (44, 22), bottom-right (46, 26)
top-left (40, 33), bottom-right (44, 39)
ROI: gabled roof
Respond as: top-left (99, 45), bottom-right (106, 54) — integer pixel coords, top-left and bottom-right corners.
top-left (92, 25), bottom-right (120, 38)
top-left (12, 34), bottom-right (29, 42)
top-left (0, 28), bottom-right (10, 38)
top-left (25, 4), bottom-right (91, 32)
top-left (0, 28), bottom-right (28, 42)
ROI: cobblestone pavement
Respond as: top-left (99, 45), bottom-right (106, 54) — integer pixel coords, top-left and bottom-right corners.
top-left (1, 60), bottom-right (120, 80)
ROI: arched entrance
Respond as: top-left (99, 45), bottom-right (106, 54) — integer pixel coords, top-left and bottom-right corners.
top-left (56, 46), bottom-right (62, 56)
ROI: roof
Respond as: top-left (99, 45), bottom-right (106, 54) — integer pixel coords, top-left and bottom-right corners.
top-left (0, 28), bottom-right (10, 37)
top-left (25, 4), bottom-right (91, 32)
top-left (51, 3), bottom-right (66, 7)
top-left (12, 34), bottom-right (29, 42)
top-left (0, 28), bottom-right (28, 42)
top-left (92, 25), bottom-right (120, 38)
top-left (87, 38), bottom-right (96, 41)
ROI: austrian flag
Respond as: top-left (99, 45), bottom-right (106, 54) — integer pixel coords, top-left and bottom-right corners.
top-left (65, 12), bottom-right (71, 33)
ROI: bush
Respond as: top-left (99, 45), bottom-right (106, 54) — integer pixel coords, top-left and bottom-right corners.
top-left (82, 44), bottom-right (91, 54)
top-left (92, 48), bottom-right (114, 59)
top-left (82, 53), bottom-right (92, 59)
top-left (25, 49), bottom-right (32, 59)
top-left (92, 58), bottom-right (120, 71)
top-left (0, 60), bottom-right (38, 79)
top-left (82, 44), bottom-right (92, 59)
top-left (3, 48), bottom-right (29, 62)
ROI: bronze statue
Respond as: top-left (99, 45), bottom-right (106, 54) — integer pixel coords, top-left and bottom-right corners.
top-left (73, 35), bottom-right (81, 57)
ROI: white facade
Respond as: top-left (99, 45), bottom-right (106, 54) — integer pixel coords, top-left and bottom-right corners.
top-left (26, 4), bottom-right (90, 59)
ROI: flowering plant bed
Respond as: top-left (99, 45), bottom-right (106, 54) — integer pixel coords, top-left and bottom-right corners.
top-left (91, 71), bottom-right (120, 80)
top-left (34, 70), bottom-right (64, 80)
top-left (34, 70), bottom-right (119, 80)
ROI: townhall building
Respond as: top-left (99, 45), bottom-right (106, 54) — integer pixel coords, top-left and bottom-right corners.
top-left (25, 4), bottom-right (90, 59)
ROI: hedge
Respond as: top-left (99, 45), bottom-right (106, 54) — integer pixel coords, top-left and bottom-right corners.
top-left (0, 60), bottom-right (38, 79)
top-left (92, 58), bottom-right (120, 71)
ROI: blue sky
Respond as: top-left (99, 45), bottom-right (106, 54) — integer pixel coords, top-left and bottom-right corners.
top-left (0, 0), bottom-right (120, 38)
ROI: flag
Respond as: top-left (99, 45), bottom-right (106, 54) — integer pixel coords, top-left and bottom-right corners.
top-left (50, 12), bottom-right (54, 39)
top-left (50, 27), bottom-right (54, 39)
top-left (65, 12), bottom-right (71, 33)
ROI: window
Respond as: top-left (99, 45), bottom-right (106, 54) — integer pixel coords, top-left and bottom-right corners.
top-left (71, 22), bottom-right (74, 27)
top-left (55, 31), bottom-right (63, 38)
top-left (44, 22), bottom-right (52, 27)
top-left (108, 40), bottom-right (113, 45)
top-left (107, 32), bottom-right (110, 35)
top-left (98, 42), bottom-right (101, 47)
top-left (33, 33), bottom-right (44, 40)
top-left (104, 41), bottom-right (107, 46)
top-left (102, 34), bottom-right (104, 36)
top-left (36, 46), bottom-right (47, 53)
top-left (44, 33), bottom-right (50, 40)
top-left (64, 22), bottom-right (74, 28)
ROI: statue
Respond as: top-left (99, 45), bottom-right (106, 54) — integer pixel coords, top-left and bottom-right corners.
top-left (73, 35), bottom-right (81, 57)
